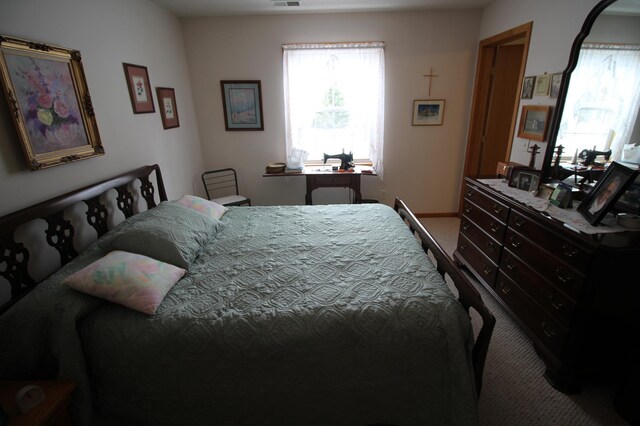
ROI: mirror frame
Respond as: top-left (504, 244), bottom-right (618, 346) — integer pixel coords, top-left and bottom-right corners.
top-left (541, 0), bottom-right (618, 181)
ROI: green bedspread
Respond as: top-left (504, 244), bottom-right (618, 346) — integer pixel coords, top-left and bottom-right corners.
top-left (0, 203), bottom-right (477, 425)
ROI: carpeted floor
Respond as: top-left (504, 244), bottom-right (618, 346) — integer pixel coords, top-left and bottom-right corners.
top-left (419, 217), bottom-right (630, 426)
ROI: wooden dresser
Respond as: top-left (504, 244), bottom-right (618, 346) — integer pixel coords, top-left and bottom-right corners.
top-left (454, 177), bottom-right (640, 393)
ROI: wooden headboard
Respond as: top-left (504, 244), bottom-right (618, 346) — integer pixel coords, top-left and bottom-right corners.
top-left (0, 164), bottom-right (167, 314)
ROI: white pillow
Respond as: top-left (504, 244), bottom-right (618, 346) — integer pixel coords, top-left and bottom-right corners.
top-left (175, 194), bottom-right (229, 220)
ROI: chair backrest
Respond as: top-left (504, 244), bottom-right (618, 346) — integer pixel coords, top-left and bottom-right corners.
top-left (202, 168), bottom-right (240, 200)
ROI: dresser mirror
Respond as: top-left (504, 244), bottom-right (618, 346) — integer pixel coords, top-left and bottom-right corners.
top-left (542, 0), bottom-right (640, 181)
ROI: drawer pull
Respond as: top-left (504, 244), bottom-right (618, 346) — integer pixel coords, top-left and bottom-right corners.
top-left (500, 283), bottom-right (511, 295)
top-left (562, 243), bottom-right (578, 258)
top-left (483, 265), bottom-right (493, 275)
top-left (514, 217), bottom-right (525, 227)
top-left (506, 262), bottom-right (517, 271)
top-left (555, 268), bottom-right (572, 284)
top-left (541, 321), bottom-right (557, 339)
top-left (548, 294), bottom-right (564, 311)
top-left (509, 236), bottom-right (521, 248)
top-left (493, 204), bottom-right (503, 215)
top-left (464, 204), bottom-right (473, 213)
top-left (466, 188), bottom-right (474, 197)
top-left (462, 221), bottom-right (470, 231)
top-left (459, 242), bottom-right (467, 250)
top-left (490, 222), bottom-right (500, 233)
top-left (486, 241), bottom-right (496, 252)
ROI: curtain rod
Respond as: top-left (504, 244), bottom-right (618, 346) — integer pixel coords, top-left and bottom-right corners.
top-left (282, 41), bottom-right (385, 50)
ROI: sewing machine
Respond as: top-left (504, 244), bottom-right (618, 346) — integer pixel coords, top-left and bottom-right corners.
top-left (579, 148), bottom-right (611, 166)
top-left (323, 151), bottom-right (354, 171)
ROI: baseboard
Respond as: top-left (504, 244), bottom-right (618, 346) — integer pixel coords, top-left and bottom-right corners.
top-left (414, 212), bottom-right (460, 218)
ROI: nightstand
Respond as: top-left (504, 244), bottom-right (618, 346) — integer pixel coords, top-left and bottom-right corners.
top-left (0, 381), bottom-right (76, 426)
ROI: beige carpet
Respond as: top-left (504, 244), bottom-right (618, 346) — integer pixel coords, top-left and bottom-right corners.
top-left (419, 217), bottom-right (629, 426)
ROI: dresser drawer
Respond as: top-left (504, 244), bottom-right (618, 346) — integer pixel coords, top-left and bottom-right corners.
top-left (460, 215), bottom-right (502, 264)
top-left (461, 199), bottom-right (507, 243)
top-left (311, 174), bottom-right (354, 186)
top-left (500, 250), bottom-right (577, 329)
top-left (456, 233), bottom-right (498, 288)
top-left (508, 210), bottom-right (592, 271)
top-left (496, 272), bottom-right (569, 359)
top-left (504, 228), bottom-right (587, 301)
top-left (464, 183), bottom-right (510, 223)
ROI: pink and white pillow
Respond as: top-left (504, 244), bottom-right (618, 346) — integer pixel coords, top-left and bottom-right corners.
top-left (175, 194), bottom-right (228, 220)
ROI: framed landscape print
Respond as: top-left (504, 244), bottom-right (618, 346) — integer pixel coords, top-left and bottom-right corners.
top-left (0, 35), bottom-right (104, 170)
top-left (412, 99), bottom-right (445, 126)
top-left (517, 105), bottom-right (552, 141)
top-left (220, 80), bottom-right (264, 131)
top-left (156, 87), bottom-right (179, 129)
top-left (123, 63), bottom-right (155, 114)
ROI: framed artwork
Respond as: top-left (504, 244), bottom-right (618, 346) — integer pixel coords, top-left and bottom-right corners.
top-left (549, 73), bottom-right (562, 98)
top-left (578, 162), bottom-right (638, 225)
top-left (123, 63), bottom-right (155, 114)
top-left (517, 105), bottom-right (552, 141)
top-left (508, 167), bottom-right (539, 191)
top-left (549, 182), bottom-right (573, 208)
top-left (0, 35), bottom-right (104, 170)
top-left (220, 80), bottom-right (263, 131)
top-left (156, 87), bottom-right (179, 129)
top-left (615, 174), bottom-right (640, 214)
top-left (533, 74), bottom-right (550, 96)
top-left (521, 76), bottom-right (535, 99)
top-left (412, 99), bottom-right (445, 126)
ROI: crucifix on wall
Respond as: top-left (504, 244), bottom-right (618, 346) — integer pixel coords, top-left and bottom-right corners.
top-left (423, 67), bottom-right (439, 97)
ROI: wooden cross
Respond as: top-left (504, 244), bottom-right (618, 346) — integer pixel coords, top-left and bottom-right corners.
top-left (423, 67), bottom-right (439, 97)
top-left (527, 144), bottom-right (541, 169)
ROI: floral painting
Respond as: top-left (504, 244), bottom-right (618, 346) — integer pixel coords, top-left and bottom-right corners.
top-left (156, 87), bottom-right (179, 129)
top-left (0, 35), bottom-right (103, 170)
top-left (4, 53), bottom-right (89, 154)
top-left (123, 63), bottom-right (155, 114)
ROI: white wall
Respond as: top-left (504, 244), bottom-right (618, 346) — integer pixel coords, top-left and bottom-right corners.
top-left (478, 0), bottom-right (601, 168)
top-left (0, 0), bottom-right (203, 216)
top-left (182, 10), bottom-right (482, 213)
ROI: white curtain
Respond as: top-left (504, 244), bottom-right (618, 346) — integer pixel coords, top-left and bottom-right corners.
top-left (283, 42), bottom-right (385, 177)
top-left (557, 43), bottom-right (640, 161)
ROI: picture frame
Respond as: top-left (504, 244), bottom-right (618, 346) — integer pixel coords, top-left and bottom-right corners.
top-left (549, 182), bottom-right (573, 208)
top-left (509, 167), bottom-right (540, 192)
top-left (412, 99), bottom-right (445, 126)
top-left (156, 87), bottom-right (179, 129)
top-left (615, 174), bottom-right (640, 214)
top-left (577, 162), bottom-right (638, 225)
top-left (517, 105), bottom-right (552, 141)
top-left (533, 74), bottom-right (550, 96)
top-left (0, 35), bottom-right (104, 170)
top-left (123, 63), bottom-right (155, 114)
top-left (521, 76), bottom-right (535, 99)
top-left (220, 80), bottom-right (264, 131)
top-left (549, 73), bottom-right (562, 98)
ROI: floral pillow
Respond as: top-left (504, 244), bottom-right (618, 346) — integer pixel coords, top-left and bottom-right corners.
top-left (64, 250), bottom-right (186, 315)
top-left (175, 194), bottom-right (228, 220)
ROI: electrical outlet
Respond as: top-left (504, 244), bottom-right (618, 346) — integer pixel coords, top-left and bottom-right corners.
top-left (380, 189), bottom-right (386, 199)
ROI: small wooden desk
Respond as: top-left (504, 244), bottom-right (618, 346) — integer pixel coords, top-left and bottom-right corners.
top-left (263, 167), bottom-right (377, 205)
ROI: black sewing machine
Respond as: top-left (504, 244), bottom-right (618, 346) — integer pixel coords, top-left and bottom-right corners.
top-left (579, 148), bottom-right (611, 166)
top-left (323, 151), bottom-right (354, 171)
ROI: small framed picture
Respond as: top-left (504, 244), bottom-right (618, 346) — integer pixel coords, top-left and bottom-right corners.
top-left (549, 73), bottom-right (562, 98)
top-left (615, 174), bottom-right (640, 214)
top-left (533, 74), bottom-right (550, 96)
top-left (509, 168), bottom-right (540, 192)
top-left (412, 99), bottom-right (445, 126)
top-left (123, 63), bottom-right (155, 114)
top-left (549, 183), bottom-right (573, 208)
top-left (221, 80), bottom-right (264, 131)
top-left (578, 162), bottom-right (638, 225)
top-left (156, 87), bottom-right (179, 129)
top-left (517, 105), bottom-right (552, 141)
top-left (521, 76), bottom-right (535, 99)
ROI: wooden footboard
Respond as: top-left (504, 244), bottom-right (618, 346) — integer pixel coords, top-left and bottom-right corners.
top-left (394, 198), bottom-right (495, 396)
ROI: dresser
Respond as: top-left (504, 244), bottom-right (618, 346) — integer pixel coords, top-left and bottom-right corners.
top-left (454, 177), bottom-right (640, 393)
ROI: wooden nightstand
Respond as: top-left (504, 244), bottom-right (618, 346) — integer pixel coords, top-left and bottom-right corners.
top-left (0, 381), bottom-right (76, 426)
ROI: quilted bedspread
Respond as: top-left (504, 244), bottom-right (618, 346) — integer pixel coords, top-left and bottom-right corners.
top-left (0, 204), bottom-right (477, 425)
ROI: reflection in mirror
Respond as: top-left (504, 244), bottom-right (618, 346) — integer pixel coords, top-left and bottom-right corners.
top-left (544, 0), bottom-right (640, 181)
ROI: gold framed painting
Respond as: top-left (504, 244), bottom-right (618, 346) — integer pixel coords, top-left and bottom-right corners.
top-left (517, 105), bottom-right (552, 141)
top-left (0, 35), bottom-right (104, 170)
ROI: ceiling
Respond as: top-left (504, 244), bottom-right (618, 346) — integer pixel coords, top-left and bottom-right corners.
top-left (150, 0), bottom-right (496, 18)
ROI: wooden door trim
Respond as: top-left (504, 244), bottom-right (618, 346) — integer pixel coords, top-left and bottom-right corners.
top-left (460, 22), bottom-right (532, 211)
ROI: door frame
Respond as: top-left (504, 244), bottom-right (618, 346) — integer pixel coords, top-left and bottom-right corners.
top-left (460, 22), bottom-right (533, 200)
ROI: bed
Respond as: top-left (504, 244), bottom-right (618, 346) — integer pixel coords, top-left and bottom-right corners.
top-left (0, 164), bottom-right (494, 425)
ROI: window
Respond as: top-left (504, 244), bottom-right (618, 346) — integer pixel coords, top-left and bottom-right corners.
top-left (557, 43), bottom-right (640, 161)
top-left (283, 42), bottom-right (385, 176)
